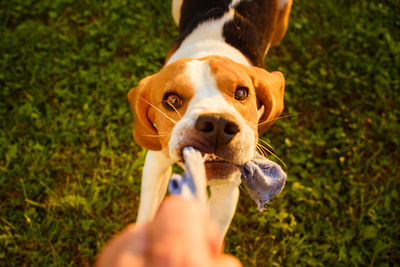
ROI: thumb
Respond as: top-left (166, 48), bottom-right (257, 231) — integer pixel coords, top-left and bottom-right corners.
top-left (213, 254), bottom-right (243, 267)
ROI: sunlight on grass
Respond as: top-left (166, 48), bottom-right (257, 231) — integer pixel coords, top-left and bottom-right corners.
top-left (1, 0), bottom-right (399, 266)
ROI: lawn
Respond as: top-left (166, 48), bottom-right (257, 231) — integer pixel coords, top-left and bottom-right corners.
top-left (1, 0), bottom-right (399, 266)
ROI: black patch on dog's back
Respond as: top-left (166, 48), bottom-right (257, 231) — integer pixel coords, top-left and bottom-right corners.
top-left (178, 0), bottom-right (230, 34)
top-left (224, 0), bottom-right (279, 67)
top-left (171, 0), bottom-right (279, 67)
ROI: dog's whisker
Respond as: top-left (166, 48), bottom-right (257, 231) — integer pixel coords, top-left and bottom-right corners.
top-left (238, 183), bottom-right (246, 193)
top-left (148, 59), bottom-right (165, 68)
top-left (258, 138), bottom-right (277, 154)
top-left (257, 144), bottom-right (269, 159)
top-left (255, 145), bottom-right (261, 155)
top-left (139, 97), bottom-right (177, 125)
top-left (258, 112), bottom-right (301, 127)
top-left (141, 133), bottom-right (171, 138)
top-left (166, 102), bottom-right (182, 119)
top-left (256, 144), bottom-right (267, 158)
top-left (257, 143), bottom-right (287, 169)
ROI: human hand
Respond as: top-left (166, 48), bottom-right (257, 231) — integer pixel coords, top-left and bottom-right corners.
top-left (96, 196), bottom-right (242, 267)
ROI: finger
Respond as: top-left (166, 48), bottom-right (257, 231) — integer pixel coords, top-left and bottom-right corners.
top-left (116, 251), bottom-right (146, 267)
top-left (213, 254), bottom-right (243, 267)
top-left (149, 196), bottom-right (215, 266)
top-left (160, 195), bottom-right (224, 254)
top-left (204, 215), bottom-right (223, 256)
top-left (96, 223), bottom-right (149, 267)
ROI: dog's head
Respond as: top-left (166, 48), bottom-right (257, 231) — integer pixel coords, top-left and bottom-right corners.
top-left (128, 56), bottom-right (284, 180)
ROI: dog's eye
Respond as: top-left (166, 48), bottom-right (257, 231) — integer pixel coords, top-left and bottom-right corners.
top-left (234, 87), bottom-right (249, 101)
top-left (163, 93), bottom-right (183, 110)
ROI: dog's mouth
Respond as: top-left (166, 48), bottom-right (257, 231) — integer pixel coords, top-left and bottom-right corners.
top-left (183, 151), bottom-right (240, 180)
top-left (203, 153), bottom-right (228, 163)
top-left (180, 151), bottom-right (233, 165)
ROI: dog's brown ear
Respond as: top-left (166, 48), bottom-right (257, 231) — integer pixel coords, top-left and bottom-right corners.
top-left (251, 67), bottom-right (285, 134)
top-left (127, 75), bottom-right (162, 150)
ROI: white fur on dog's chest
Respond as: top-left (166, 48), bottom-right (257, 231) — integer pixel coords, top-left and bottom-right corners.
top-left (167, 9), bottom-right (250, 66)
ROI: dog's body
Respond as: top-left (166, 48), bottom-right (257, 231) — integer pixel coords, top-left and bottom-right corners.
top-left (129, 0), bottom-right (292, 237)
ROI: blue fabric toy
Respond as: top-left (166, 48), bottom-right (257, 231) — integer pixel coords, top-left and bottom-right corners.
top-left (240, 154), bottom-right (287, 211)
top-left (169, 147), bottom-right (287, 211)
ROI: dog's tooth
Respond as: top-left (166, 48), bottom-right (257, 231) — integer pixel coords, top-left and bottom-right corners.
top-left (203, 153), bottom-right (227, 162)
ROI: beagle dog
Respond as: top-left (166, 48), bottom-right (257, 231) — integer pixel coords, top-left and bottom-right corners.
top-left (128, 0), bottom-right (292, 237)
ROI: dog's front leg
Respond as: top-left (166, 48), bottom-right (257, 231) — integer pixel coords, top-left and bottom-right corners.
top-left (208, 174), bottom-right (241, 238)
top-left (136, 150), bottom-right (173, 224)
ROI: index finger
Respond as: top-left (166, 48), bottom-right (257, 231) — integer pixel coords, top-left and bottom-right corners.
top-left (148, 196), bottom-right (222, 266)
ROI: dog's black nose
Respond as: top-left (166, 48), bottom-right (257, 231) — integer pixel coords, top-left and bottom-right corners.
top-left (195, 114), bottom-right (240, 149)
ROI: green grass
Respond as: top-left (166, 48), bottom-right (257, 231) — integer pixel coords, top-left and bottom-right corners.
top-left (1, 0), bottom-right (399, 266)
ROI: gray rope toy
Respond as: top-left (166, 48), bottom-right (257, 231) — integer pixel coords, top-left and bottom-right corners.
top-left (169, 147), bottom-right (287, 211)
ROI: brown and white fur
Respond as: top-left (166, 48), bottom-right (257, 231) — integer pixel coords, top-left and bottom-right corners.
top-left (128, 0), bottom-right (292, 237)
